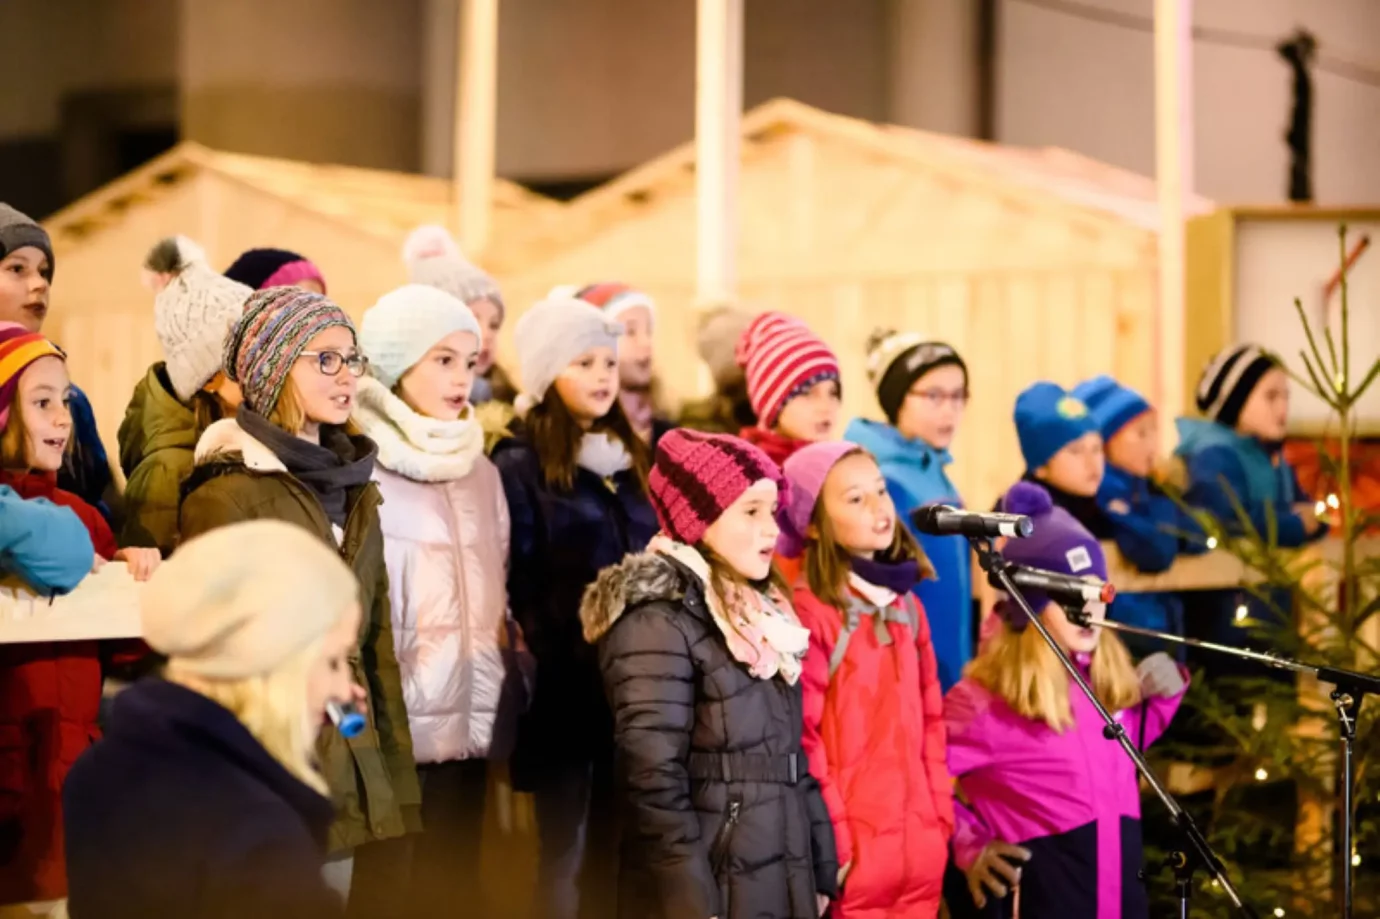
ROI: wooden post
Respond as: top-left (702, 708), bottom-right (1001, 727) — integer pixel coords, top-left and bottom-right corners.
top-left (455, 0), bottom-right (499, 257)
top-left (695, 0), bottom-right (743, 303)
top-left (1154, 0), bottom-right (1192, 448)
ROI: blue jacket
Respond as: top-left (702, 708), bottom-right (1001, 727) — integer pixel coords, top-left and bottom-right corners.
top-left (58, 384), bottom-right (113, 525)
top-left (64, 679), bottom-right (341, 919)
top-left (1096, 465), bottom-right (1204, 656)
top-left (845, 418), bottom-right (972, 690)
top-left (1174, 418), bottom-right (1318, 549)
top-left (0, 485), bottom-right (95, 593)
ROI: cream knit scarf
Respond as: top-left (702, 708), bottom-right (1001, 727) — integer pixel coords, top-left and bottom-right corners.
top-left (352, 376), bottom-right (485, 483)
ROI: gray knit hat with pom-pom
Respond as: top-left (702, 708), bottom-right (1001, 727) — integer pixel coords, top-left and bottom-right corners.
top-left (145, 236), bottom-right (253, 401)
top-left (402, 225), bottom-right (505, 322)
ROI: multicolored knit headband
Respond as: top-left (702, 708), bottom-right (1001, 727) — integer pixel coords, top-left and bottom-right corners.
top-left (0, 325), bottom-right (64, 429)
top-left (224, 287), bottom-right (355, 415)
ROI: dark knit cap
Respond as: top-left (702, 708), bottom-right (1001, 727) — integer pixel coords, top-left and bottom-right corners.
top-left (0, 204), bottom-right (54, 281)
top-left (649, 428), bottom-right (789, 546)
top-left (1195, 344), bottom-right (1279, 427)
top-left (865, 329), bottom-right (966, 424)
top-left (224, 248), bottom-right (326, 293)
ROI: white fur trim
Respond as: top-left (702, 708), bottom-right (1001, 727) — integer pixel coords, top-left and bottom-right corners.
top-left (575, 431), bottom-right (632, 479)
top-left (193, 418), bottom-right (287, 473)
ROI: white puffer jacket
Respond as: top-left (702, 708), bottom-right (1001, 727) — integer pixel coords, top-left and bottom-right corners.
top-left (354, 377), bottom-right (521, 763)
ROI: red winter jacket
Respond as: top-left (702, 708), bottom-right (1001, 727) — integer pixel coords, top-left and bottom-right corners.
top-left (0, 470), bottom-right (114, 904)
top-left (795, 576), bottom-right (954, 919)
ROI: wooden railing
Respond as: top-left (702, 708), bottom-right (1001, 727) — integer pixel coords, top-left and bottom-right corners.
top-left (1103, 535), bottom-right (1380, 593)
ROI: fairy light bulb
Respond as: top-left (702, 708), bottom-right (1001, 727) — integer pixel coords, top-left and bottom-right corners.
top-left (1327, 493), bottom-right (1340, 509)
top-left (1255, 767), bottom-right (1269, 781)
top-left (1315, 500), bottom-right (1327, 516)
top-left (1275, 909), bottom-right (1286, 918)
top-left (1235, 605), bottom-right (1249, 622)
top-left (1206, 536), bottom-right (1218, 550)
top-left (1353, 853), bottom-right (1361, 867)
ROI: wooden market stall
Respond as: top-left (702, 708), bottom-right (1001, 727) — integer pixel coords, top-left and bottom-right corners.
top-left (41, 142), bottom-right (562, 449)
top-left (492, 97), bottom-right (1215, 510)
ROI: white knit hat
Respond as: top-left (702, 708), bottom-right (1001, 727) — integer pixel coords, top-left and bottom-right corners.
top-left (141, 520), bottom-right (358, 680)
top-left (402, 225), bottom-right (504, 320)
top-left (359, 284), bottom-right (483, 389)
top-left (513, 297), bottom-right (623, 413)
top-left (145, 236), bottom-right (253, 401)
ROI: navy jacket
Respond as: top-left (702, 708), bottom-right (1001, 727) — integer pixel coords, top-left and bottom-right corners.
top-left (492, 428), bottom-right (658, 786)
top-left (63, 679), bottom-right (341, 919)
top-left (58, 384), bottom-right (113, 525)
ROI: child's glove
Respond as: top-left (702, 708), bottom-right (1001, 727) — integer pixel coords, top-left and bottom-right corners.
top-left (1136, 652), bottom-right (1185, 698)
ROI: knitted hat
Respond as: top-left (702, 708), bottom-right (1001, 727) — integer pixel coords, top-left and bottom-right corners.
top-left (1195, 344), bottom-right (1280, 427)
top-left (570, 282), bottom-right (656, 325)
top-left (865, 328), bottom-right (967, 424)
top-left (778, 440), bottom-right (864, 558)
top-left (145, 237), bottom-right (254, 401)
top-left (995, 481), bottom-right (1106, 630)
top-left (403, 225), bottom-right (504, 321)
top-left (224, 287), bottom-right (355, 414)
top-left (1014, 382), bottom-right (1099, 471)
top-left (141, 520), bottom-right (358, 679)
top-left (359, 284), bottom-right (482, 389)
top-left (0, 204), bottom-right (53, 281)
top-left (511, 297), bottom-right (623, 413)
top-left (1072, 375), bottom-right (1151, 441)
top-left (224, 248), bottom-right (327, 293)
top-left (735, 312), bottom-right (840, 428)
top-left (697, 304), bottom-right (753, 388)
top-left (0, 323), bottom-right (63, 429)
top-left (648, 428), bottom-right (789, 546)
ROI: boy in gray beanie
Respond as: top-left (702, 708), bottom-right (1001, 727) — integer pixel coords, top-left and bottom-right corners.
top-left (0, 203), bottom-right (114, 522)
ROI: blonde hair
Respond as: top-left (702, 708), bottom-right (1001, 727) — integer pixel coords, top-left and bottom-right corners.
top-left (965, 615), bottom-right (1141, 732)
top-left (166, 637), bottom-right (328, 794)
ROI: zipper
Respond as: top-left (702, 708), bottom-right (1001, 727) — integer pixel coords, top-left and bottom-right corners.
top-left (710, 796), bottom-right (742, 876)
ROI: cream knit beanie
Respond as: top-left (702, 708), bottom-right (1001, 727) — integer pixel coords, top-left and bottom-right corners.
top-left (141, 520), bottom-right (358, 679)
top-left (145, 236), bottom-right (253, 401)
top-left (402, 225), bottom-right (505, 320)
top-left (512, 297), bottom-right (623, 414)
top-left (359, 284), bottom-right (482, 389)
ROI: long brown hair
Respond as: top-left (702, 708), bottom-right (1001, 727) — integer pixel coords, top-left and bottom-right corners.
top-left (803, 449), bottom-right (931, 609)
top-left (527, 387), bottom-right (651, 493)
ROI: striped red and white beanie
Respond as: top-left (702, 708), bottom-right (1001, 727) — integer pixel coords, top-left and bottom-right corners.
top-left (559, 282), bottom-right (656, 326)
top-left (734, 312), bottom-right (840, 428)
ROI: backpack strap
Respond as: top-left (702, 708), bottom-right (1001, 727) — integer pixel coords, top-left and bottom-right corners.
top-left (827, 603), bottom-right (864, 680)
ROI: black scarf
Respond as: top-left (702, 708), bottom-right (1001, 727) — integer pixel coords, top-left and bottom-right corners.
top-left (238, 409), bottom-right (377, 528)
top-left (850, 555), bottom-right (924, 596)
top-left (1021, 472), bottom-right (1115, 540)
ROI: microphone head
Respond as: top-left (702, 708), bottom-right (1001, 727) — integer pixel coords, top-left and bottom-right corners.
top-left (1013, 516), bottom-right (1035, 538)
top-left (1099, 581), bottom-right (1116, 603)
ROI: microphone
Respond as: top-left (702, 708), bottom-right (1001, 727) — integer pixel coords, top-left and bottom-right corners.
top-left (1004, 563), bottom-right (1116, 607)
top-left (327, 701), bottom-right (366, 738)
top-left (910, 505), bottom-right (1035, 539)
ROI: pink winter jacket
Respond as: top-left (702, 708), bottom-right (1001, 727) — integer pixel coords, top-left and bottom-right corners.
top-left (356, 378), bottom-right (518, 764)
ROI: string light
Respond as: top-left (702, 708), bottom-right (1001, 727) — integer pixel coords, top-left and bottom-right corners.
top-left (1235, 605), bottom-right (1249, 622)
top-left (1206, 537), bottom-right (1218, 550)
top-left (1327, 494), bottom-right (1341, 509)
top-left (1255, 767), bottom-right (1269, 781)
top-left (1274, 909), bottom-right (1286, 918)
top-left (1315, 500), bottom-right (1327, 516)
top-left (1353, 853), bottom-right (1362, 867)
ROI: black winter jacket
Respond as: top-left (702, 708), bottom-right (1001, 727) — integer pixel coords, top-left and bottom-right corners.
top-left (581, 551), bottom-right (839, 919)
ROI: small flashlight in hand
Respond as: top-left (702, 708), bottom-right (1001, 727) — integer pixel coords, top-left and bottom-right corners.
top-left (327, 701), bottom-right (365, 738)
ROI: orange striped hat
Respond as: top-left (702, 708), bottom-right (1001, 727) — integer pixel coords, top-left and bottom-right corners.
top-left (0, 322), bottom-right (64, 429)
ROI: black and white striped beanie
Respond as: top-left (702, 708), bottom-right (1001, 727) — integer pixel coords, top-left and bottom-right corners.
top-left (1195, 344), bottom-right (1279, 427)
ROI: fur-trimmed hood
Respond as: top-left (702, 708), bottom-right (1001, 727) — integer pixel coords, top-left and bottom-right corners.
top-left (192, 417), bottom-right (287, 473)
top-left (579, 551), bottom-right (687, 644)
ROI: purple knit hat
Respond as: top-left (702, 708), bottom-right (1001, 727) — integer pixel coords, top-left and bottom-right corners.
top-left (223, 286), bottom-right (355, 414)
top-left (778, 440), bottom-right (864, 558)
top-left (649, 428), bottom-right (789, 546)
top-left (995, 481), bottom-right (1107, 630)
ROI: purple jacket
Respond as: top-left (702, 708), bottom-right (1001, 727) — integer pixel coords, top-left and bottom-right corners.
top-left (944, 660), bottom-right (1185, 919)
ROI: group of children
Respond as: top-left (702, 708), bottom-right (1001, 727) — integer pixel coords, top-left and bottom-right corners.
top-left (0, 196), bottom-right (1325, 919)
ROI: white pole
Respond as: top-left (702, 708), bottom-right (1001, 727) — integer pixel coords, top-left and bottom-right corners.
top-left (1155, 0), bottom-right (1193, 447)
top-left (455, 0), bottom-right (499, 257)
top-left (695, 0), bottom-right (744, 303)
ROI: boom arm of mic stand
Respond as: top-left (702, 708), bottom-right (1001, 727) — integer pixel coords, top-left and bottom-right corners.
top-left (970, 537), bottom-right (1259, 919)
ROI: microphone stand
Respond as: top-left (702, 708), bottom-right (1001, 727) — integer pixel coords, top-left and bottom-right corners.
top-left (970, 536), bottom-right (1258, 919)
top-left (1064, 614), bottom-right (1380, 919)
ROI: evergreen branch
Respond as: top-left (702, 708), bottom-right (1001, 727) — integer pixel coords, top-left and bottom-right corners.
top-left (1294, 295), bottom-right (1335, 389)
top-left (1351, 357), bottom-right (1380, 403)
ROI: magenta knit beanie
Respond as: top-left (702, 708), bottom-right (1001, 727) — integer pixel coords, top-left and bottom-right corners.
top-left (649, 428), bottom-right (789, 546)
top-left (777, 440), bottom-right (864, 558)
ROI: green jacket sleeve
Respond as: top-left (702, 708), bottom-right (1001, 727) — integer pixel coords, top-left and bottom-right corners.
top-left (362, 560), bottom-right (422, 831)
top-left (121, 458), bottom-right (190, 555)
top-left (179, 480), bottom-right (250, 542)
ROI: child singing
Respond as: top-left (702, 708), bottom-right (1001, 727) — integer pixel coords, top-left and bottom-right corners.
top-left (781, 441), bottom-right (953, 918)
top-left (946, 481), bottom-right (1187, 919)
top-left (735, 312), bottom-right (842, 468)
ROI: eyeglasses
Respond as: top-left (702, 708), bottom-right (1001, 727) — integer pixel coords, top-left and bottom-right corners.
top-left (299, 350), bottom-right (369, 377)
top-left (909, 388), bottom-right (970, 409)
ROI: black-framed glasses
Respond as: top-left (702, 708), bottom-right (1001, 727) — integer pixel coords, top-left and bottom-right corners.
top-left (300, 350), bottom-right (369, 377)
